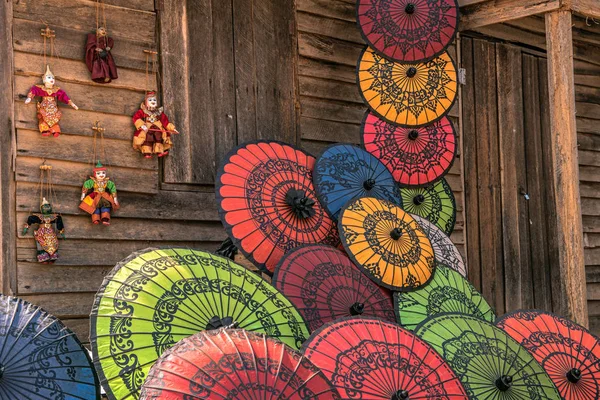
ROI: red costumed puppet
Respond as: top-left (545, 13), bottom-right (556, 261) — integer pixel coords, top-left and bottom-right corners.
top-left (132, 91), bottom-right (179, 158)
top-left (85, 27), bottom-right (118, 83)
top-left (25, 65), bottom-right (78, 137)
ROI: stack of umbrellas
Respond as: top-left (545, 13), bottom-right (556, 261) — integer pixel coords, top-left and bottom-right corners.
top-left (3, 1), bottom-right (597, 399)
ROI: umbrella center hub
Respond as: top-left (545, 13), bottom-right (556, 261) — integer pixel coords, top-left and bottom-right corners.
top-left (350, 302), bottom-right (365, 316)
top-left (413, 194), bottom-right (426, 206)
top-left (390, 228), bottom-right (403, 240)
top-left (285, 189), bottom-right (316, 219)
top-left (206, 316), bottom-right (236, 331)
top-left (392, 389), bottom-right (410, 400)
top-left (495, 375), bottom-right (513, 392)
top-left (363, 179), bottom-right (376, 191)
top-left (404, 3), bottom-right (416, 14)
top-left (408, 130), bottom-right (419, 140)
top-left (567, 368), bottom-right (582, 383)
top-left (406, 67), bottom-right (418, 78)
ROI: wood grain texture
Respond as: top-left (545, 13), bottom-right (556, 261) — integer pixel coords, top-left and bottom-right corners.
top-left (459, 0), bottom-right (561, 31)
top-left (0, 0), bottom-right (16, 295)
top-left (572, 0), bottom-right (600, 20)
top-left (545, 10), bottom-right (589, 326)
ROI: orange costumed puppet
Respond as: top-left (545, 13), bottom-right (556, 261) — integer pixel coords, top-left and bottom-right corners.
top-left (25, 65), bottom-right (78, 137)
top-left (132, 91), bottom-right (179, 158)
top-left (79, 162), bottom-right (120, 225)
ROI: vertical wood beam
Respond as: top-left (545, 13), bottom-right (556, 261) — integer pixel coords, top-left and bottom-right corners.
top-left (0, 0), bottom-right (16, 295)
top-left (545, 10), bottom-right (588, 326)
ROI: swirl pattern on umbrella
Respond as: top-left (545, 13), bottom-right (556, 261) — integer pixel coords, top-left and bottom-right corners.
top-left (362, 112), bottom-right (457, 187)
top-left (272, 244), bottom-right (396, 332)
top-left (411, 213), bottom-right (465, 276)
top-left (0, 295), bottom-right (100, 400)
top-left (216, 140), bottom-right (340, 274)
top-left (339, 197), bottom-right (435, 290)
top-left (313, 144), bottom-right (403, 220)
top-left (415, 314), bottom-right (562, 399)
top-left (358, 47), bottom-right (457, 127)
top-left (497, 309), bottom-right (600, 400)
top-left (303, 316), bottom-right (468, 399)
top-left (90, 248), bottom-right (310, 400)
top-left (357, 0), bottom-right (459, 63)
top-left (400, 178), bottom-right (456, 235)
top-left (140, 329), bottom-right (340, 400)
top-left (395, 264), bottom-right (495, 330)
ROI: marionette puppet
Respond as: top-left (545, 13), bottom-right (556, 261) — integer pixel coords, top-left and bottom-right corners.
top-left (22, 197), bottom-right (65, 264)
top-left (24, 65), bottom-right (78, 137)
top-left (132, 91), bottom-right (179, 158)
top-left (85, 26), bottom-right (118, 83)
top-left (79, 161), bottom-right (120, 226)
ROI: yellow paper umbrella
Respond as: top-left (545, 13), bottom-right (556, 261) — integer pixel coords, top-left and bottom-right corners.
top-left (358, 47), bottom-right (458, 127)
top-left (339, 197), bottom-right (435, 290)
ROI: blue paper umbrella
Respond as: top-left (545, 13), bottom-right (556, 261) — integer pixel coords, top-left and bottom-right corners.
top-left (314, 144), bottom-right (403, 219)
top-left (0, 295), bottom-right (99, 400)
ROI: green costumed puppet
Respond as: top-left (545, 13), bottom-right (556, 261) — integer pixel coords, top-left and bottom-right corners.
top-left (79, 161), bottom-right (120, 225)
top-left (22, 197), bottom-right (65, 263)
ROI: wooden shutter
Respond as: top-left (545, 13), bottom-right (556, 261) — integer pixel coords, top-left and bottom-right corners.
top-left (160, 0), bottom-right (298, 185)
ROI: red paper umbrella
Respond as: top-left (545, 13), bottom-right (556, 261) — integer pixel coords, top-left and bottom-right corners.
top-left (303, 317), bottom-right (468, 399)
top-left (140, 329), bottom-right (340, 399)
top-left (362, 111), bottom-right (457, 187)
top-left (357, 0), bottom-right (459, 63)
top-left (216, 141), bottom-right (340, 274)
top-left (497, 310), bottom-right (600, 400)
top-left (272, 245), bottom-right (396, 332)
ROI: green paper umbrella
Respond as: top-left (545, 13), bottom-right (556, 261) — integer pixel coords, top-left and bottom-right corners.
top-left (415, 314), bottom-right (561, 399)
top-left (394, 264), bottom-right (495, 330)
top-left (400, 178), bottom-right (456, 235)
top-left (90, 247), bottom-right (310, 400)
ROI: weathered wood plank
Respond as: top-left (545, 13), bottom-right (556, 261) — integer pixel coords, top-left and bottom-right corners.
top-left (296, 0), bottom-right (355, 22)
top-left (16, 129), bottom-right (156, 171)
top-left (545, 10), bottom-right (588, 326)
top-left (16, 239), bottom-right (221, 266)
top-left (16, 212), bottom-right (227, 242)
top-left (300, 117), bottom-right (360, 144)
top-left (461, 37), bottom-right (481, 290)
top-left (15, 102), bottom-right (135, 141)
top-left (13, 18), bottom-right (153, 71)
top-left (299, 32), bottom-right (362, 67)
top-left (523, 54), bottom-right (553, 310)
top-left (17, 263), bottom-right (112, 294)
top-left (297, 11), bottom-right (363, 44)
top-left (474, 39), bottom-right (505, 314)
top-left (460, 0), bottom-right (561, 31)
top-left (16, 156), bottom-right (158, 194)
top-left (233, 0), bottom-right (298, 144)
top-left (572, 0), bottom-right (600, 21)
top-left (20, 292), bottom-right (95, 318)
top-left (0, 0), bottom-right (16, 295)
top-left (13, 0), bottom-right (156, 44)
top-left (301, 97), bottom-right (366, 123)
top-left (15, 75), bottom-right (145, 116)
top-left (300, 76), bottom-right (362, 104)
top-left (496, 43), bottom-right (531, 311)
top-left (16, 182), bottom-right (219, 221)
top-left (14, 51), bottom-right (154, 92)
top-left (62, 318), bottom-right (91, 344)
top-left (298, 56), bottom-right (356, 83)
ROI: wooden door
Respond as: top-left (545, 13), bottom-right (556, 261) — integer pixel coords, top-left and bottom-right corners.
top-left (159, 0), bottom-right (298, 185)
top-left (461, 36), bottom-right (560, 316)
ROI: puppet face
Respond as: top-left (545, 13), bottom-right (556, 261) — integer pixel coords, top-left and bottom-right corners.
top-left (43, 73), bottom-right (55, 88)
top-left (40, 203), bottom-right (53, 214)
top-left (146, 95), bottom-right (158, 110)
top-left (97, 27), bottom-right (107, 37)
top-left (95, 170), bottom-right (107, 180)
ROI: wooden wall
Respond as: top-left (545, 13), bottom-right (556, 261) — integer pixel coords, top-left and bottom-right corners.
top-left (10, 0), bottom-right (227, 344)
top-left (467, 14), bottom-right (600, 332)
top-left (295, 0), bottom-right (466, 257)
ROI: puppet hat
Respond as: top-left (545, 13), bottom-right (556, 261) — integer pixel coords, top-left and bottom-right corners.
top-left (93, 161), bottom-right (107, 173)
top-left (44, 64), bottom-right (54, 79)
top-left (41, 197), bottom-right (50, 206)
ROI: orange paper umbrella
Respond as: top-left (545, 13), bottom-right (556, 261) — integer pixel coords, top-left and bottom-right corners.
top-left (497, 310), bottom-right (600, 400)
top-left (216, 141), bottom-right (340, 274)
top-left (339, 197), bottom-right (435, 290)
top-left (140, 329), bottom-right (340, 399)
top-left (358, 47), bottom-right (457, 127)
